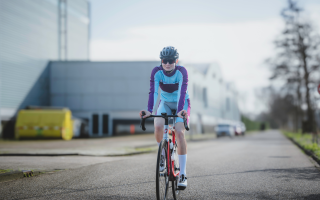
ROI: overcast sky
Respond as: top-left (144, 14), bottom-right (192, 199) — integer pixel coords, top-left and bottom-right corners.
top-left (89, 0), bottom-right (320, 116)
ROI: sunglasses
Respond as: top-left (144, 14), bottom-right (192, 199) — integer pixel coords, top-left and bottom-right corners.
top-left (162, 59), bottom-right (176, 64)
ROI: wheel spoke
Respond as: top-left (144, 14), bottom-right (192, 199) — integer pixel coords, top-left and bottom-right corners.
top-left (156, 141), bottom-right (168, 200)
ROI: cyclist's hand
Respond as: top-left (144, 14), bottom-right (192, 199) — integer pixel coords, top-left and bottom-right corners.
top-left (140, 110), bottom-right (151, 118)
top-left (177, 110), bottom-right (187, 119)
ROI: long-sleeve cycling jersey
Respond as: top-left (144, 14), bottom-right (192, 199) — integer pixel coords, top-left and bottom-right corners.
top-left (147, 65), bottom-right (190, 113)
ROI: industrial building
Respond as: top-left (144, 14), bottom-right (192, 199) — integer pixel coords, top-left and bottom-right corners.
top-left (0, 0), bottom-right (241, 138)
top-left (0, 0), bottom-right (90, 136)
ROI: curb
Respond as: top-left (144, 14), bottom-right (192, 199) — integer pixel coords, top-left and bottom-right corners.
top-left (0, 153), bottom-right (79, 157)
top-left (106, 149), bottom-right (157, 157)
top-left (0, 148), bottom-right (157, 157)
top-left (286, 137), bottom-right (320, 166)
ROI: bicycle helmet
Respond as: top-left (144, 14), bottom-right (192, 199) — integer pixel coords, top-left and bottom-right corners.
top-left (159, 46), bottom-right (179, 60)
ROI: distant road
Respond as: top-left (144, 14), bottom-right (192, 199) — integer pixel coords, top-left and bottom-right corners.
top-left (1, 130), bottom-right (320, 199)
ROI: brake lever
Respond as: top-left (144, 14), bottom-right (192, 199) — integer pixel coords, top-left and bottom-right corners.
top-left (182, 113), bottom-right (189, 131)
top-left (140, 111), bottom-right (146, 131)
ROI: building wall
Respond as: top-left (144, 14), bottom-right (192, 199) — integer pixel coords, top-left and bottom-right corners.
top-left (50, 61), bottom-right (241, 136)
top-left (65, 0), bottom-right (90, 60)
top-left (0, 0), bottom-right (89, 120)
top-left (184, 63), bottom-right (241, 133)
top-left (50, 61), bottom-right (158, 111)
top-left (50, 61), bottom-right (160, 136)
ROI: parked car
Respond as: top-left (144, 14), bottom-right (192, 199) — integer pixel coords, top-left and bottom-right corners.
top-left (234, 122), bottom-right (246, 136)
top-left (215, 124), bottom-right (235, 137)
top-left (234, 124), bottom-right (242, 136)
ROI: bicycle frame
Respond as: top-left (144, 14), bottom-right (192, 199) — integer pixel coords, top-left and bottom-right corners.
top-left (170, 129), bottom-right (180, 179)
top-left (141, 111), bottom-right (189, 180)
top-left (164, 114), bottom-right (179, 180)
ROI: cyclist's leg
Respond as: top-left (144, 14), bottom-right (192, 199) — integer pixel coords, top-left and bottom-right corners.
top-left (175, 99), bottom-right (191, 155)
top-left (174, 122), bottom-right (187, 155)
top-left (154, 101), bottom-right (171, 143)
top-left (175, 122), bottom-right (188, 188)
top-left (175, 99), bottom-right (190, 188)
top-left (154, 118), bottom-right (164, 143)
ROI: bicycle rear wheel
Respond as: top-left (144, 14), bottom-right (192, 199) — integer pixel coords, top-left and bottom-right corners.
top-left (156, 140), bottom-right (169, 200)
top-left (172, 141), bottom-right (181, 200)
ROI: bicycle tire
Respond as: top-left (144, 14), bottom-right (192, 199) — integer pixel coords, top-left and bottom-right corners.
top-left (172, 141), bottom-right (181, 200)
top-left (156, 140), bottom-right (169, 200)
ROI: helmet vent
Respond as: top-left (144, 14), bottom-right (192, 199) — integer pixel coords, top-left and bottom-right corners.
top-left (160, 46), bottom-right (179, 59)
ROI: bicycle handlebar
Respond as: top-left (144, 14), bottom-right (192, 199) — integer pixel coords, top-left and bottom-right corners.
top-left (140, 111), bottom-right (189, 131)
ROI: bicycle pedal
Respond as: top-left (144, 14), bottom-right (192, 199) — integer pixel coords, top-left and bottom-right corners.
top-left (177, 186), bottom-right (186, 190)
top-left (175, 168), bottom-right (180, 171)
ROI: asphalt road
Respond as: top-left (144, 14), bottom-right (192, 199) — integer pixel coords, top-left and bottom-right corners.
top-left (1, 130), bottom-right (320, 200)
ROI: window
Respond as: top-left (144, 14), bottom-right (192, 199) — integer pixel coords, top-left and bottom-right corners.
top-left (92, 114), bottom-right (99, 134)
top-left (203, 88), bottom-right (207, 107)
top-left (103, 114), bottom-right (109, 134)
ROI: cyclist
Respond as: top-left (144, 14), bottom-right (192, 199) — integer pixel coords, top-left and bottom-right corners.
top-left (139, 46), bottom-right (190, 189)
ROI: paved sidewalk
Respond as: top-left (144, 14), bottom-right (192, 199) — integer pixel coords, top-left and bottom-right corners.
top-left (0, 132), bottom-right (218, 156)
top-left (0, 134), bottom-right (158, 156)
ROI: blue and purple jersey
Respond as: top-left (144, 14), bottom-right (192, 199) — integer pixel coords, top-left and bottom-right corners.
top-left (147, 65), bottom-right (190, 113)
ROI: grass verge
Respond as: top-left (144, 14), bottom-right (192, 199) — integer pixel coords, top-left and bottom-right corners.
top-left (283, 131), bottom-right (320, 159)
top-left (0, 169), bottom-right (13, 174)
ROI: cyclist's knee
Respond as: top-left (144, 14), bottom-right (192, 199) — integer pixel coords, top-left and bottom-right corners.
top-left (175, 129), bottom-right (185, 139)
top-left (154, 124), bottom-right (163, 133)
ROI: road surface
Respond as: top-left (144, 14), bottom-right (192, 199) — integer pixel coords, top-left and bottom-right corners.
top-left (1, 130), bottom-right (320, 199)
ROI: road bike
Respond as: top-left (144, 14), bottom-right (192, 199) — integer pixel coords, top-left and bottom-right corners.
top-left (140, 110), bottom-right (189, 200)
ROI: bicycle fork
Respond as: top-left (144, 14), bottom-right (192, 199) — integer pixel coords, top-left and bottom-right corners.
top-left (161, 113), bottom-right (179, 181)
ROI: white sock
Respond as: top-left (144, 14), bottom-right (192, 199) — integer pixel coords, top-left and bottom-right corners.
top-left (178, 154), bottom-right (187, 176)
top-left (157, 142), bottom-right (160, 146)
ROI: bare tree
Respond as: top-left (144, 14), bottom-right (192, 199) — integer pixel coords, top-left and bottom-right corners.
top-left (257, 87), bottom-right (298, 130)
top-left (268, 0), bottom-right (320, 133)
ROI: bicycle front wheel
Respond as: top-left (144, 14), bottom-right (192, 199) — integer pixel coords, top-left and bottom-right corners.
top-left (156, 140), bottom-right (169, 200)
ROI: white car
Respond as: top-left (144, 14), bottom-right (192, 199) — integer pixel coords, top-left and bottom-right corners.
top-left (215, 124), bottom-right (235, 137)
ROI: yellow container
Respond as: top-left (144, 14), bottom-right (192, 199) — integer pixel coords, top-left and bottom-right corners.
top-left (15, 109), bottom-right (73, 140)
